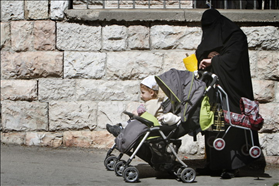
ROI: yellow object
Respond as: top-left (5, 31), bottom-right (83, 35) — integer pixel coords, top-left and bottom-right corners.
top-left (183, 54), bottom-right (198, 72)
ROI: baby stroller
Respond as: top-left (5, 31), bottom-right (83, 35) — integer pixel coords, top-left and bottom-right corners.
top-left (207, 84), bottom-right (263, 159)
top-left (192, 70), bottom-right (263, 164)
top-left (104, 68), bottom-right (218, 183)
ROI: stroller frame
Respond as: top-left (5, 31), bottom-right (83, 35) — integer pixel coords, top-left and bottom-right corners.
top-left (104, 70), bottom-right (220, 183)
top-left (104, 112), bottom-right (196, 183)
top-left (210, 83), bottom-right (261, 159)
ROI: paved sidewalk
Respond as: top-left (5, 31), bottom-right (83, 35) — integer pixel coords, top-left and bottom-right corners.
top-left (1, 144), bottom-right (278, 186)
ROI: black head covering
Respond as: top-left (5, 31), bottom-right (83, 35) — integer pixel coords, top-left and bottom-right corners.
top-left (196, 9), bottom-right (240, 62)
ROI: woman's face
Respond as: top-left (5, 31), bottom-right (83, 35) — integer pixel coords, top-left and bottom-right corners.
top-left (140, 87), bottom-right (154, 102)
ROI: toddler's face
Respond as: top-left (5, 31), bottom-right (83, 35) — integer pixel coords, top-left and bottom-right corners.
top-left (140, 87), bottom-right (154, 102)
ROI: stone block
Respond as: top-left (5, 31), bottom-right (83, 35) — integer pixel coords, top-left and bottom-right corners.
top-left (242, 26), bottom-right (279, 50)
top-left (180, 27), bottom-right (202, 49)
top-left (259, 133), bottom-right (279, 156)
top-left (25, 0), bottom-right (49, 20)
top-left (249, 50), bottom-right (258, 78)
top-left (252, 79), bottom-right (275, 102)
top-left (11, 21), bottom-right (33, 51)
top-left (126, 101), bottom-right (142, 114)
top-left (34, 21), bottom-right (56, 51)
top-left (64, 52), bottom-right (106, 79)
top-left (63, 131), bottom-right (114, 148)
top-left (1, 132), bottom-right (26, 145)
top-left (276, 82), bottom-right (279, 102)
top-left (257, 51), bottom-right (279, 80)
top-left (73, 0), bottom-right (87, 9)
top-left (1, 1), bottom-right (24, 21)
top-left (2, 101), bottom-right (48, 132)
top-left (102, 0), bottom-right (192, 8)
top-left (164, 51), bottom-right (194, 72)
top-left (25, 132), bottom-right (63, 148)
top-left (38, 79), bottom-right (76, 101)
top-left (49, 101), bottom-right (97, 131)
top-left (106, 52), bottom-right (163, 80)
top-left (264, 156), bottom-right (279, 166)
top-left (1, 51), bottom-right (63, 79)
top-left (103, 25), bottom-right (128, 51)
top-left (97, 101), bottom-right (130, 130)
top-left (57, 22), bottom-right (101, 51)
top-left (259, 103), bottom-right (279, 133)
top-left (1, 22), bottom-right (11, 49)
top-left (50, 0), bottom-right (69, 20)
top-left (151, 25), bottom-right (201, 50)
top-left (128, 25), bottom-right (149, 50)
top-left (76, 80), bottom-right (139, 101)
top-left (1, 80), bottom-right (37, 101)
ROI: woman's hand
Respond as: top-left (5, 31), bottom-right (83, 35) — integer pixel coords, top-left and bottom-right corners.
top-left (199, 58), bottom-right (212, 70)
top-left (208, 51), bottom-right (219, 59)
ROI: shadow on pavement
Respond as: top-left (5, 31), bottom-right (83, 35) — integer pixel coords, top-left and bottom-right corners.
top-left (135, 157), bottom-right (273, 180)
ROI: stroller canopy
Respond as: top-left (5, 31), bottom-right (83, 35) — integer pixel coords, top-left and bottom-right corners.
top-left (155, 68), bottom-right (206, 122)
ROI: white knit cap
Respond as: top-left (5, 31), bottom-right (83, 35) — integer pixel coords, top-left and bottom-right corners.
top-left (141, 75), bottom-right (159, 91)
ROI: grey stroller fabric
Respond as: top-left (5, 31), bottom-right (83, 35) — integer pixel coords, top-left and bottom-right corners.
top-left (115, 120), bottom-right (148, 153)
top-left (155, 68), bottom-right (206, 122)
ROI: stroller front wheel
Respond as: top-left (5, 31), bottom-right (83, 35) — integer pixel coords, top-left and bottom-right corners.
top-left (123, 166), bottom-right (139, 183)
top-left (180, 167), bottom-right (196, 183)
top-left (241, 144), bottom-right (252, 156)
top-left (104, 155), bottom-right (117, 171)
top-left (114, 160), bottom-right (126, 176)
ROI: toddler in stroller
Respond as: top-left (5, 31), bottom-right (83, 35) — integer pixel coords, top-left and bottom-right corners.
top-left (106, 75), bottom-right (165, 137)
top-left (104, 69), bottom-right (218, 183)
top-left (104, 75), bottom-right (179, 174)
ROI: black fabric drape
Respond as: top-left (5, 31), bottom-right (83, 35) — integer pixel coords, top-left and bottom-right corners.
top-left (196, 9), bottom-right (254, 113)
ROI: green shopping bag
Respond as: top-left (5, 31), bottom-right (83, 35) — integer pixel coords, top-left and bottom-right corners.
top-left (199, 96), bottom-right (214, 131)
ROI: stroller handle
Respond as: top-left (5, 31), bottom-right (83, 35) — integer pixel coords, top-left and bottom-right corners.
top-left (199, 71), bottom-right (218, 93)
top-left (123, 111), bottom-right (154, 127)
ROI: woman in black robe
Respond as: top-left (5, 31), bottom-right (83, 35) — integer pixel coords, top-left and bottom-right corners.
top-left (196, 9), bottom-right (261, 178)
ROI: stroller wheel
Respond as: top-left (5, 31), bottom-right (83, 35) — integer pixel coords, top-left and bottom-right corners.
top-left (175, 167), bottom-right (184, 180)
top-left (241, 144), bottom-right (252, 156)
top-left (180, 167), bottom-right (196, 183)
top-left (207, 136), bottom-right (215, 148)
top-left (104, 155), bottom-right (117, 171)
top-left (213, 138), bottom-right (225, 151)
top-left (249, 146), bottom-right (261, 159)
top-left (123, 166), bottom-right (139, 183)
top-left (114, 160), bottom-right (126, 176)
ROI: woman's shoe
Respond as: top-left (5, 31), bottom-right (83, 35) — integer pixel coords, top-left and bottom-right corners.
top-left (221, 170), bottom-right (237, 179)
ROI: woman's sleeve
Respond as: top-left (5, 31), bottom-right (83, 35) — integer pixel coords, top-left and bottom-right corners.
top-left (211, 31), bottom-right (247, 73)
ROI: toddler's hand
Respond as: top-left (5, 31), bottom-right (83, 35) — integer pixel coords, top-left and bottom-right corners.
top-left (137, 104), bottom-right (146, 116)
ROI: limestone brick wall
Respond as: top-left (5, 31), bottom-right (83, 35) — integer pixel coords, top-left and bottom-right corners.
top-left (1, 1), bottom-right (278, 162)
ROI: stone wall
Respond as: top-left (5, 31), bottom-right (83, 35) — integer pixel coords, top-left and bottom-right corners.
top-left (1, 1), bottom-right (279, 163)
